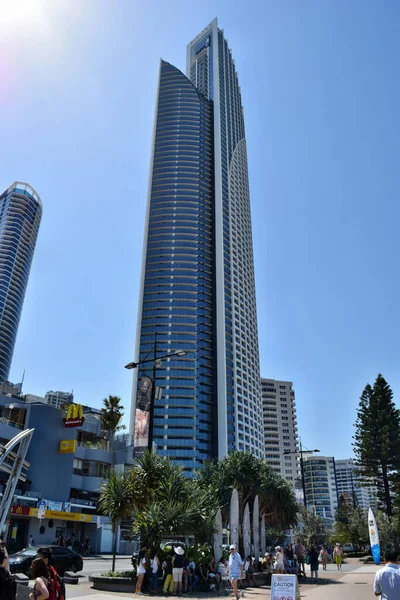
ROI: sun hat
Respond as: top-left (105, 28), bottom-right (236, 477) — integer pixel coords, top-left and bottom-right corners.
top-left (230, 545), bottom-right (236, 550)
top-left (264, 552), bottom-right (269, 557)
top-left (275, 546), bottom-right (281, 551)
top-left (174, 546), bottom-right (184, 555)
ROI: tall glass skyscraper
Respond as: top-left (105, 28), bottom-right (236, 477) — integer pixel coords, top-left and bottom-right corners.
top-left (130, 19), bottom-right (264, 471)
top-left (0, 182), bottom-right (42, 383)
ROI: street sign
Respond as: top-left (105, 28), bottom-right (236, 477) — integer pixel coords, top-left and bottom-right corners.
top-left (271, 574), bottom-right (300, 600)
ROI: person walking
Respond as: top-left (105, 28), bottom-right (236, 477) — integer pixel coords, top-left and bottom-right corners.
top-left (172, 546), bottom-right (185, 596)
top-left (295, 541), bottom-right (307, 577)
top-left (136, 547), bottom-right (147, 594)
top-left (374, 550), bottom-right (400, 599)
top-left (228, 545), bottom-right (243, 600)
top-left (333, 543), bottom-right (343, 571)
top-left (30, 558), bottom-right (52, 600)
top-left (150, 550), bottom-right (160, 594)
top-left (319, 546), bottom-right (328, 571)
top-left (307, 547), bottom-right (319, 583)
top-left (274, 546), bottom-right (285, 574)
top-left (36, 547), bottom-right (64, 600)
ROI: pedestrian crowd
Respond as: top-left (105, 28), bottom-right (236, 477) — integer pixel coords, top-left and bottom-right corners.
top-left (133, 544), bottom-right (246, 599)
top-left (260, 541), bottom-right (345, 583)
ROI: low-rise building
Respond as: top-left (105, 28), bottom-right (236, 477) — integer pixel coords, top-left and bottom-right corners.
top-left (0, 391), bottom-right (116, 553)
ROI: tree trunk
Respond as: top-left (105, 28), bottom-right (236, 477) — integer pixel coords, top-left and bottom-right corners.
top-left (382, 465), bottom-right (393, 517)
top-left (112, 522), bottom-right (118, 572)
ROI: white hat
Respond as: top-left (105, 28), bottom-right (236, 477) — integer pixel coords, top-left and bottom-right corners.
top-left (174, 546), bottom-right (184, 555)
top-left (230, 545), bottom-right (236, 550)
top-left (275, 546), bottom-right (281, 551)
top-left (264, 552), bottom-right (269, 557)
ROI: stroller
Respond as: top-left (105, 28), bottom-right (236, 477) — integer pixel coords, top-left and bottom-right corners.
top-left (218, 564), bottom-right (244, 598)
top-left (218, 563), bottom-right (232, 596)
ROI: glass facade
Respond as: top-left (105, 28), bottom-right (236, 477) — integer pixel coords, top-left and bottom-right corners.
top-left (135, 61), bottom-right (216, 472)
top-left (0, 183), bottom-right (42, 383)
top-left (131, 20), bottom-right (264, 471)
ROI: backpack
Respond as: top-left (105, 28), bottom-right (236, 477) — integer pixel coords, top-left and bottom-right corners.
top-left (48, 567), bottom-right (65, 600)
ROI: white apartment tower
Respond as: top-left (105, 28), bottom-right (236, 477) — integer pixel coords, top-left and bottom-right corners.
top-left (302, 453), bottom-right (338, 521)
top-left (335, 458), bottom-right (377, 511)
top-left (261, 378), bottom-right (299, 483)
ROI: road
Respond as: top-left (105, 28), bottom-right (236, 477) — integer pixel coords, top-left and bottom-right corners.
top-left (80, 556), bottom-right (133, 577)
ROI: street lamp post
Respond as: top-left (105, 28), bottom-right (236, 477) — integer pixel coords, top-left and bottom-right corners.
top-left (284, 440), bottom-right (320, 508)
top-left (125, 331), bottom-right (187, 452)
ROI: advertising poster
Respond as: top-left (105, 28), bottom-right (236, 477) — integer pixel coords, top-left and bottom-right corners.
top-left (134, 375), bottom-right (153, 451)
top-left (271, 574), bottom-right (300, 600)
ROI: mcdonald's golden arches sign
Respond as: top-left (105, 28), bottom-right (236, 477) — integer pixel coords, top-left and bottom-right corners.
top-left (64, 404), bottom-right (84, 428)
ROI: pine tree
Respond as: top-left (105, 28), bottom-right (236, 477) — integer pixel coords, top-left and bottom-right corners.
top-left (353, 374), bottom-right (400, 516)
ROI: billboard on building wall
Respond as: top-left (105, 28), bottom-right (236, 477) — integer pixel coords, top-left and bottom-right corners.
top-left (134, 375), bottom-right (153, 452)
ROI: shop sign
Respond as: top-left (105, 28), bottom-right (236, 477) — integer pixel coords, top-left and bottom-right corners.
top-left (37, 500), bottom-right (71, 512)
top-left (69, 498), bottom-right (96, 507)
top-left (44, 510), bottom-right (92, 522)
top-left (59, 440), bottom-right (77, 453)
top-left (64, 404), bottom-right (84, 428)
top-left (11, 505), bottom-right (31, 516)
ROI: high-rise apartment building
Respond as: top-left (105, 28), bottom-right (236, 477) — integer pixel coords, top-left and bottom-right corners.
top-left (261, 378), bottom-right (299, 483)
top-left (130, 19), bottom-right (263, 471)
top-left (0, 183), bottom-right (42, 383)
top-left (335, 458), bottom-right (377, 511)
top-left (302, 454), bottom-right (338, 521)
top-left (45, 390), bottom-right (74, 410)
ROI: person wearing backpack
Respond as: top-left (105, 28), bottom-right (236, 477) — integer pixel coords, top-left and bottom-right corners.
top-left (30, 558), bottom-right (53, 600)
top-left (36, 548), bottom-right (65, 600)
top-left (0, 550), bottom-right (16, 600)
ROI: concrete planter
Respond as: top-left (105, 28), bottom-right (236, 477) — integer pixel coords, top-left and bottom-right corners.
top-left (89, 573), bottom-right (136, 593)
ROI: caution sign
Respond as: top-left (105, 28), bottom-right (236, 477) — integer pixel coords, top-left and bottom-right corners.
top-left (271, 574), bottom-right (300, 600)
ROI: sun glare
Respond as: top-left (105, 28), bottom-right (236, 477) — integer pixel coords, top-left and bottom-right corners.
top-left (0, 0), bottom-right (46, 26)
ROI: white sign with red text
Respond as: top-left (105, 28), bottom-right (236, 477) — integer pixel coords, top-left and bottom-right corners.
top-left (271, 574), bottom-right (300, 600)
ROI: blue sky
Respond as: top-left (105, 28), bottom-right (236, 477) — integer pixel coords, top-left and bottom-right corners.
top-left (1, 0), bottom-right (399, 459)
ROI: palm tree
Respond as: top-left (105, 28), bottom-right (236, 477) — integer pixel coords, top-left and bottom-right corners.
top-left (98, 470), bottom-right (136, 571)
top-left (197, 451), bottom-right (298, 534)
top-left (100, 395), bottom-right (126, 443)
top-left (130, 451), bottom-right (219, 549)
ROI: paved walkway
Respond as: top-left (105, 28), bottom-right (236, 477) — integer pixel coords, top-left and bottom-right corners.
top-left (63, 560), bottom-right (380, 600)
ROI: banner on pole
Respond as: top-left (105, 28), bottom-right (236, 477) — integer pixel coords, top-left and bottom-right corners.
top-left (134, 375), bottom-right (153, 452)
top-left (368, 508), bottom-right (381, 565)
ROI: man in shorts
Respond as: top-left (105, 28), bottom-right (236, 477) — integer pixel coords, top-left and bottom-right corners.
top-left (228, 545), bottom-right (243, 600)
top-left (295, 541), bottom-right (307, 577)
top-left (333, 543), bottom-right (343, 571)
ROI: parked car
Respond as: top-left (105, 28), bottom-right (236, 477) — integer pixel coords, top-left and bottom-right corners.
top-left (343, 543), bottom-right (354, 553)
top-left (8, 545), bottom-right (83, 576)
